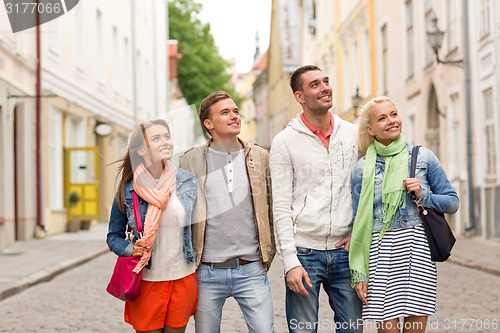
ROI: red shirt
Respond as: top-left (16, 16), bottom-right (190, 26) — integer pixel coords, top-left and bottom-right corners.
top-left (300, 112), bottom-right (334, 149)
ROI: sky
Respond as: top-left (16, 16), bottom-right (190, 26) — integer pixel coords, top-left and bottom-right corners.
top-left (196, 0), bottom-right (272, 73)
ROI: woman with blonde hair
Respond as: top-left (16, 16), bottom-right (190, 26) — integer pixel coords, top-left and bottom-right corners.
top-left (349, 96), bottom-right (459, 333)
top-left (107, 119), bottom-right (198, 333)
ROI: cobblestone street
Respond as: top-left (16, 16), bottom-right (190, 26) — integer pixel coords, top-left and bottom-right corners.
top-left (0, 250), bottom-right (499, 333)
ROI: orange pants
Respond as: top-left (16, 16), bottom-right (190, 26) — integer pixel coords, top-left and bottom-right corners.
top-left (125, 272), bottom-right (198, 331)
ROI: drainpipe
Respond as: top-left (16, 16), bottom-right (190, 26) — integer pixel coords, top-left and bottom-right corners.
top-left (36, 2), bottom-right (46, 231)
top-left (462, 0), bottom-right (475, 231)
top-left (14, 106), bottom-right (18, 239)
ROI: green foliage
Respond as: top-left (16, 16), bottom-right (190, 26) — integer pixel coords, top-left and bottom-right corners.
top-left (168, 0), bottom-right (242, 118)
top-left (67, 191), bottom-right (81, 207)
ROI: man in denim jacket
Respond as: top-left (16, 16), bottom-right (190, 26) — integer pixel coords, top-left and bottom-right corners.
top-left (270, 65), bottom-right (362, 333)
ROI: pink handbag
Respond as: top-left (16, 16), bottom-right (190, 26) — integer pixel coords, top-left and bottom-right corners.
top-left (106, 191), bottom-right (144, 301)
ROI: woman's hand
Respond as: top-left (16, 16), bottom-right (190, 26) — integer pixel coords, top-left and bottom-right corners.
top-left (355, 282), bottom-right (368, 305)
top-left (403, 178), bottom-right (422, 199)
top-left (132, 243), bottom-right (150, 256)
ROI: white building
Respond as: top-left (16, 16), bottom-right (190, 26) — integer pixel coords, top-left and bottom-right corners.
top-left (468, 0), bottom-right (500, 238)
top-left (41, 0), bottom-right (168, 234)
top-left (0, 0), bottom-right (169, 247)
top-left (0, 8), bottom-right (38, 249)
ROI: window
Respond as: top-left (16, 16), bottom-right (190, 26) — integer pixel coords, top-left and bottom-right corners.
top-left (0, 106), bottom-right (3, 211)
top-left (322, 54), bottom-right (329, 78)
top-left (447, 0), bottom-right (459, 52)
top-left (424, 0), bottom-right (434, 67)
top-left (74, 3), bottom-right (85, 72)
top-left (381, 24), bottom-right (388, 95)
top-left (449, 93), bottom-right (460, 177)
top-left (124, 38), bottom-right (132, 102)
top-left (306, 0), bottom-right (317, 34)
top-left (480, 0), bottom-right (491, 36)
top-left (343, 49), bottom-right (351, 110)
top-left (328, 0), bottom-right (335, 29)
top-left (363, 30), bottom-right (371, 96)
top-left (408, 114), bottom-right (416, 144)
top-left (136, 51), bottom-right (143, 110)
top-left (96, 9), bottom-right (105, 86)
top-left (112, 26), bottom-right (120, 95)
top-left (340, 0), bottom-right (347, 21)
top-left (49, 106), bottom-right (63, 210)
top-left (48, 17), bottom-right (61, 56)
top-left (330, 46), bottom-right (335, 80)
top-left (66, 116), bottom-right (85, 148)
top-left (484, 89), bottom-right (496, 176)
top-left (405, 0), bottom-right (414, 78)
top-left (353, 40), bottom-right (359, 94)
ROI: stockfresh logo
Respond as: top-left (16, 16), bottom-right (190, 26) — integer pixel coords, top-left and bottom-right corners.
top-left (3, 0), bottom-right (80, 33)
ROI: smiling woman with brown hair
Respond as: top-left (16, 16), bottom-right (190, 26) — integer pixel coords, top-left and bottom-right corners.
top-left (107, 119), bottom-right (198, 333)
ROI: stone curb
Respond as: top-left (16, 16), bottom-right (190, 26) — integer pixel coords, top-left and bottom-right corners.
top-left (0, 245), bottom-right (109, 302)
top-left (448, 255), bottom-right (500, 277)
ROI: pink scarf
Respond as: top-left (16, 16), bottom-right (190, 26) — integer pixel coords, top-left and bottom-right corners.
top-left (132, 161), bottom-right (176, 273)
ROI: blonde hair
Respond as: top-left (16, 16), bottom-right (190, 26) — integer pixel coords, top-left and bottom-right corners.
top-left (358, 96), bottom-right (399, 156)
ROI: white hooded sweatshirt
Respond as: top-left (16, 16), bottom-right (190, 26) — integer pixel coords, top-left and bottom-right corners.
top-left (269, 112), bottom-right (358, 273)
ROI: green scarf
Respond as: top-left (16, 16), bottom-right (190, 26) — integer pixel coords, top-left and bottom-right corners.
top-left (349, 133), bottom-right (408, 287)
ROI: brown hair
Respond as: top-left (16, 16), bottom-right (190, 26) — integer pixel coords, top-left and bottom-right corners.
top-left (357, 96), bottom-right (399, 155)
top-left (198, 90), bottom-right (233, 136)
top-left (290, 65), bottom-right (322, 93)
top-left (112, 119), bottom-right (170, 214)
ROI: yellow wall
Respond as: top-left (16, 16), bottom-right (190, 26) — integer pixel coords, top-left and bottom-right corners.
top-left (268, 0), bottom-right (301, 139)
top-left (239, 72), bottom-right (259, 142)
top-left (334, 0), bottom-right (376, 121)
top-left (42, 94), bottom-right (128, 234)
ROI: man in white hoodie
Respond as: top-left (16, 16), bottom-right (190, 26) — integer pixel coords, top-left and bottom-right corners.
top-left (270, 65), bottom-right (362, 333)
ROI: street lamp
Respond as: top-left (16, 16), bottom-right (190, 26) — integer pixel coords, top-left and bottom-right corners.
top-left (352, 87), bottom-right (363, 113)
top-left (427, 16), bottom-right (463, 67)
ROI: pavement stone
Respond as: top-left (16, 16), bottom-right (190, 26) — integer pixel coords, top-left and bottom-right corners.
top-left (0, 223), bottom-right (499, 332)
top-left (0, 222), bottom-right (109, 301)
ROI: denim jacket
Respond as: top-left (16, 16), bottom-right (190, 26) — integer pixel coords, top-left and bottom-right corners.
top-left (106, 168), bottom-right (198, 266)
top-left (352, 143), bottom-right (459, 231)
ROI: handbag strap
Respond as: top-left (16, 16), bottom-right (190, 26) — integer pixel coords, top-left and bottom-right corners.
top-left (132, 191), bottom-right (143, 233)
top-left (409, 145), bottom-right (420, 202)
top-left (409, 145), bottom-right (420, 179)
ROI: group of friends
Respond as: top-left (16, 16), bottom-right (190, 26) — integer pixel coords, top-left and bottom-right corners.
top-left (106, 65), bottom-right (459, 333)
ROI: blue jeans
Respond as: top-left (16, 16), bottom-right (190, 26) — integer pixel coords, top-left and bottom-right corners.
top-left (195, 261), bottom-right (274, 333)
top-left (286, 247), bottom-right (362, 333)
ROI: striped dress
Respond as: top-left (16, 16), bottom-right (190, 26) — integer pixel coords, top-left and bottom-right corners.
top-left (362, 224), bottom-right (437, 321)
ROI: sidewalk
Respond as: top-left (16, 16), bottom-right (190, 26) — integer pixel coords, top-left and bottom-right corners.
top-left (0, 223), bottom-right (499, 303)
top-left (0, 222), bottom-right (109, 301)
top-left (448, 235), bottom-right (500, 276)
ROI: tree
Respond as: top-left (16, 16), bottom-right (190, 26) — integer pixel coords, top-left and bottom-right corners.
top-left (168, 0), bottom-right (241, 116)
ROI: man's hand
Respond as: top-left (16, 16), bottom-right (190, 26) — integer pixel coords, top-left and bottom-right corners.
top-left (286, 266), bottom-right (312, 296)
top-left (335, 235), bottom-right (351, 251)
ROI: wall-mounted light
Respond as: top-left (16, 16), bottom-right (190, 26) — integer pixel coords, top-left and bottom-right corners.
top-left (351, 87), bottom-right (363, 116)
top-left (427, 16), bottom-right (463, 67)
top-left (95, 123), bottom-right (112, 136)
